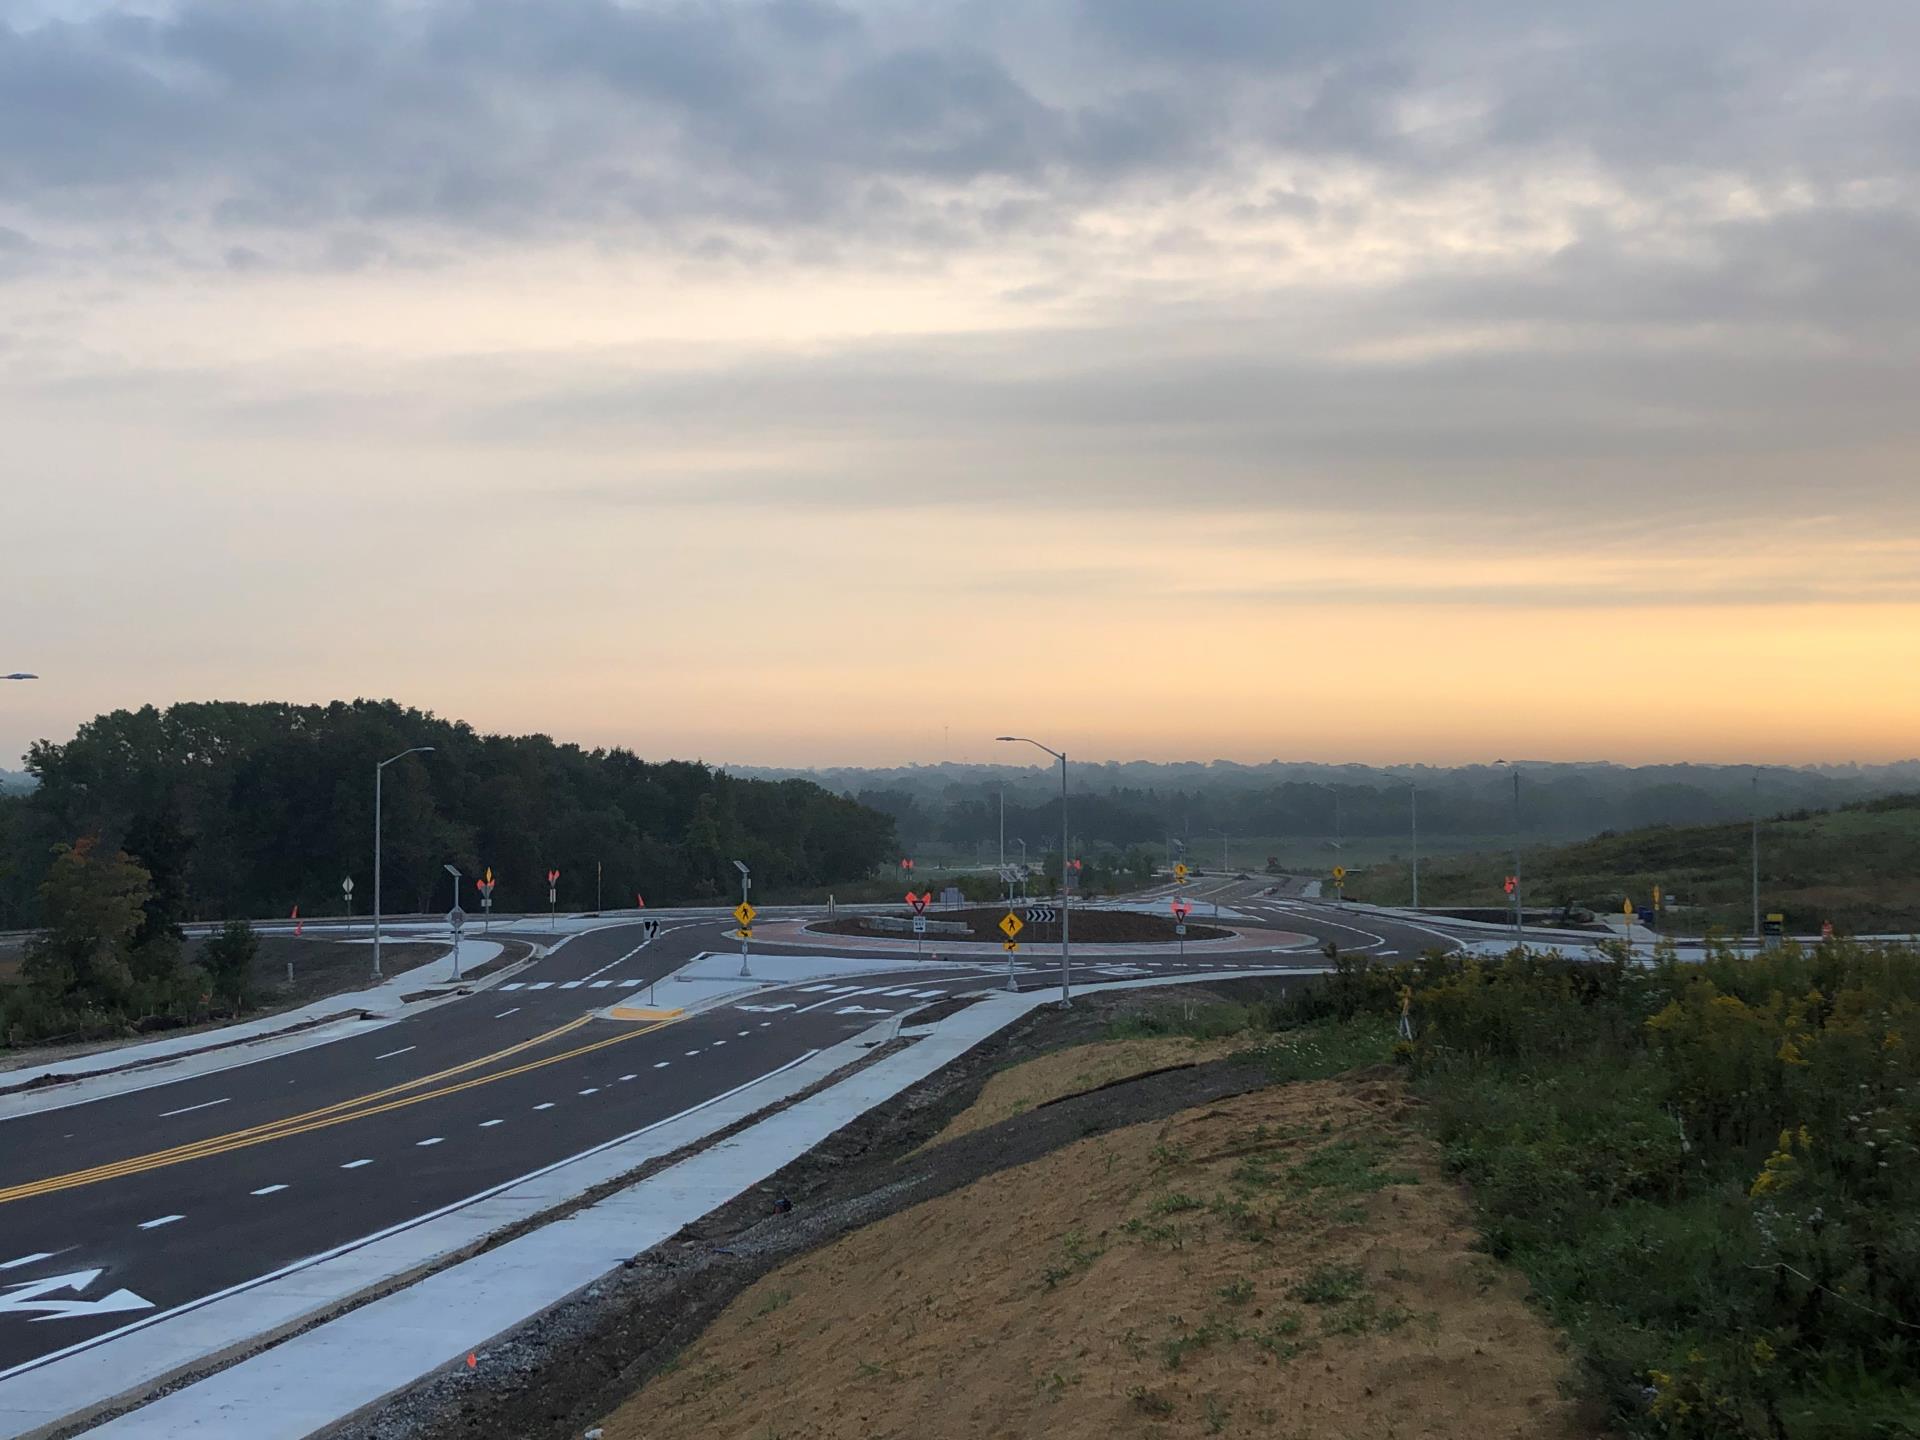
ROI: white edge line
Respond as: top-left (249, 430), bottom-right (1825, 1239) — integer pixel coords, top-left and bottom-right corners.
top-left (157, 1097), bottom-right (230, 1119)
top-left (0, 1251), bottom-right (56, 1270)
top-left (0, 1048), bottom-right (820, 1383)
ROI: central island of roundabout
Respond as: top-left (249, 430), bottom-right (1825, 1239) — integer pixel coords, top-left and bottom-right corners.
top-left (742, 903), bottom-right (1318, 958)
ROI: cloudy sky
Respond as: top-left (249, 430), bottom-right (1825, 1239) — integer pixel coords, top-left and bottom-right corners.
top-left (3, 0), bottom-right (1917, 768)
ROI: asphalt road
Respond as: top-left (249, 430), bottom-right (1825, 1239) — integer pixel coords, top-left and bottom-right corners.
top-left (0, 886), bottom-right (1457, 1385)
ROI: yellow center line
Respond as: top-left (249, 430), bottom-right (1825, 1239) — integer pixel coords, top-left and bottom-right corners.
top-left (0, 1015), bottom-right (668, 1206)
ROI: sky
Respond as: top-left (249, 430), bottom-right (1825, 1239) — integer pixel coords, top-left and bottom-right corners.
top-left (3, 0), bottom-right (1918, 770)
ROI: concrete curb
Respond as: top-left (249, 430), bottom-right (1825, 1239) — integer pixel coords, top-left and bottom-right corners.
top-left (63, 966), bottom-right (1327, 1439)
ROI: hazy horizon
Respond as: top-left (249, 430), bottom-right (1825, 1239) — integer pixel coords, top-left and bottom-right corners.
top-left (6, 2), bottom-right (1917, 769)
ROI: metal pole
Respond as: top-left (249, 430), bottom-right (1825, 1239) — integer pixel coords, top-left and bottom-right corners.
top-left (373, 763), bottom-right (384, 981)
top-left (1751, 771), bottom-right (1760, 945)
top-left (739, 869), bottom-right (752, 978)
top-left (1059, 750), bottom-right (1071, 1008)
top-left (1410, 782), bottom-right (1419, 910)
top-left (999, 787), bottom-right (1005, 872)
top-left (1512, 768), bottom-right (1523, 941)
top-left (597, 860), bottom-right (602, 914)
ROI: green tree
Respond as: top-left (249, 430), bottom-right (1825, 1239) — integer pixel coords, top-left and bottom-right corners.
top-left (200, 920), bottom-right (259, 1009)
top-left (21, 838), bottom-right (152, 1011)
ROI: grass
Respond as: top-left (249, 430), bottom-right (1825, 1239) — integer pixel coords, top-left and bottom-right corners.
top-left (1344, 791), bottom-right (1920, 934)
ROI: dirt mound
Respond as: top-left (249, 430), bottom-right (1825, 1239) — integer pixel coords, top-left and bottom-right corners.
top-left (594, 1073), bottom-right (1595, 1440)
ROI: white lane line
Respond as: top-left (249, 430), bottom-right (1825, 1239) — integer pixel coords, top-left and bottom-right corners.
top-left (880, 988), bottom-right (918, 996)
top-left (479, 1119), bottom-right (505, 1128)
top-left (0, 1253), bottom-right (55, 1271)
top-left (759, 1021), bottom-right (771, 1028)
top-left (578, 1088), bottom-right (600, 1096)
top-left (737, 1030), bottom-right (749, 1036)
top-left (375, 1046), bottom-right (416, 1061)
top-left (711, 1039), bottom-right (726, 1046)
top-left (684, 1050), bottom-right (701, 1057)
top-left (560, 981), bottom-right (584, 990)
top-left (618, 979), bottom-right (642, 987)
top-left (341, 1159), bottom-right (374, 1170)
top-left (590, 980), bottom-right (614, 989)
top-left (498, 983), bottom-right (525, 991)
top-left (527, 982), bottom-right (554, 991)
top-left (138, 1215), bottom-right (184, 1230)
top-left (533, 1102), bottom-right (557, 1111)
top-left (653, 1062), bottom-right (670, 1069)
top-left (494, 1007), bottom-right (522, 1019)
top-left (158, 1097), bottom-right (230, 1118)
top-left (909, 990), bottom-right (944, 998)
top-left (250, 1185), bottom-right (288, 1197)
top-left (416, 1137), bottom-right (444, 1147)
top-left (618, 1074), bottom-right (637, 1082)
top-left (798, 984), bottom-right (836, 993)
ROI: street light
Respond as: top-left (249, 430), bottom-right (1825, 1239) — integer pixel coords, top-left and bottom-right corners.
top-left (443, 862), bottom-right (463, 981)
top-left (1494, 759), bottom-right (1522, 941)
top-left (373, 746), bottom-right (435, 981)
top-left (733, 859), bottom-right (752, 978)
top-left (997, 736), bottom-right (1071, 1007)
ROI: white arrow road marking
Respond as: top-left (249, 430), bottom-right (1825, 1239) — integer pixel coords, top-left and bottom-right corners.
top-left (0, 1269), bottom-right (155, 1322)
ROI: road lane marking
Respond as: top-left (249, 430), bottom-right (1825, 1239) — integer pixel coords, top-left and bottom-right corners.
top-left (653, 1062), bottom-right (670, 1069)
top-left (533, 1103), bottom-right (556, 1111)
top-left (341, 1159), bottom-right (373, 1170)
top-left (798, 984), bottom-right (836, 992)
top-left (560, 981), bottom-right (584, 990)
top-left (618, 1074), bottom-right (637, 1081)
top-left (619, 979), bottom-right (642, 987)
top-left (711, 1040), bottom-right (726, 1046)
top-left (494, 1008), bottom-right (521, 1018)
top-left (416, 1137), bottom-right (444, 1147)
top-left (836, 1006), bottom-right (890, 1016)
top-left (375, 1047), bottom-right (416, 1061)
top-left (158, 1098), bottom-right (230, 1119)
top-left (0, 1253), bottom-right (55, 1271)
top-left (479, 1120), bottom-right (504, 1128)
top-left (578, 1088), bottom-right (600, 1096)
top-left (590, 981), bottom-right (614, 989)
top-left (0, 1013), bottom-right (622, 1207)
top-left (137, 1215), bottom-right (183, 1230)
top-left (250, 1185), bottom-right (288, 1196)
top-left (499, 983), bottom-right (524, 991)
top-left (527, 982), bottom-right (553, 990)
top-left (684, 1050), bottom-right (701, 1057)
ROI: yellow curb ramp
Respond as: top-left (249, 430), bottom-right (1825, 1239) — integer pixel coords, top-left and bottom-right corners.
top-left (607, 1005), bottom-right (685, 1022)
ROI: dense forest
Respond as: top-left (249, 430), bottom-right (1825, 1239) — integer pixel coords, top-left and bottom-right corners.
top-left (0, 701), bottom-right (897, 930)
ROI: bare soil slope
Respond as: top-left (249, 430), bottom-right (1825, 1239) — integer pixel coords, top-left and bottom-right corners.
top-left (596, 1070), bottom-right (1595, 1440)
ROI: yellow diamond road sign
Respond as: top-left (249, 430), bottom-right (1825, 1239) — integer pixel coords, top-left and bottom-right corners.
top-left (999, 912), bottom-right (1024, 939)
top-left (1004, 939), bottom-right (1019, 953)
top-left (1174, 863), bottom-right (1188, 880)
top-left (733, 901), bottom-right (757, 928)
top-left (1332, 866), bottom-right (1347, 881)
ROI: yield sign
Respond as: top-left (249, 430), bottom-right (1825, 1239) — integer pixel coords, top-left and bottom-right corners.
top-left (907, 892), bottom-right (929, 915)
top-left (0, 1269), bottom-right (154, 1322)
top-left (1170, 899), bottom-right (1192, 920)
top-left (547, 869), bottom-right (561, 886)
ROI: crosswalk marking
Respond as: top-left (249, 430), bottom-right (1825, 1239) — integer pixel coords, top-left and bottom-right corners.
top-left (560, 981), bottom-right (584, 990)
top-left (499, 982), bottom-right (525, 991)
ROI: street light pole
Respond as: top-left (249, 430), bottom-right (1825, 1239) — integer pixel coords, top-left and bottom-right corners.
top-left (1495, 760), bottom-right (1522, 941)
top-left (373, 745), bottom-right (435, 982)
top-left (733, 860), bottom-right (752, 978)
top-left (998, 786), bottom-right (1005, 873)
top-left (1408, 780), bottom-right (1420, 910)
top-left (443, 863), bottom-right (463, 981)
top-left (998, 736), bottom-right (1070, 1007)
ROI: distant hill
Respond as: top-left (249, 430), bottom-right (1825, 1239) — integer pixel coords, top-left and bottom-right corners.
top-left (1346, 792), bottom-right (1920, 935)
top-left (723, 758), bottom-right (1920, 863)
top-left (0, 769), bottom-right (32, 794)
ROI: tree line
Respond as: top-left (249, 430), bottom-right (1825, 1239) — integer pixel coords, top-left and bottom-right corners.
top-left (0, 700), bottom-right (898, 929)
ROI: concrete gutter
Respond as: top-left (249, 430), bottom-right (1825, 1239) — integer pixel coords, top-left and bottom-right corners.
top-left (59, 965), bottom-right (1327, 1440)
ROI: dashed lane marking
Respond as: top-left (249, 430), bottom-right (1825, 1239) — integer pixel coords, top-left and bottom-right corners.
top-left (158, 1097), bottom-right (230, 1118)
top-left (0, 1253), bottom-right (55, 1271)
top-left (560, 981), bottom-right (584, 990)
top-left (590, 981), bottom-right (614, 989)
top-left (416, 1137), bottom-right (444, 1147)
top-left (341, 1159), bottom-right (373, 1170)
top-left (499, 983), bottom-right (525, 991)
top-left (479, 1120), bottom-right (504, 1128)
top-left (526, 982), bottom-right (553, 991)
top-left (653, 1062), bottom-right (670, 1069)
top-left (137, 1215), bottom-right (184, 1230)
top-left (578, 1088), bottom-right (600, 1096)
top-left (533, 1103), bottom-right (556, 1112)
top-left (375, 1047), bottom-right (416, 1061)
top-left (494, 1008), bottom-right (521, 1018)
top-left (249, 1185), bottom-right (287, 1196)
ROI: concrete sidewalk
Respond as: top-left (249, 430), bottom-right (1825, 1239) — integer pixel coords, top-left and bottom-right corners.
top-left (67, 965), bottom-right (1329, 1440)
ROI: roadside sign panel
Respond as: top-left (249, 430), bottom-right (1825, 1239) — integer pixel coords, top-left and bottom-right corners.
top-left (448, 906), bottom-right (466, 933)
top-left (999, 912), bottom-right (1024, 939)
top-left (733, 901), bottom-right (758, 928)
top-left (1003, 939), bottom-right (1018, 953)
top-left (912, 915), bottom-right (928, 935)
top-left (1333, 866), bottom-right (1347, 882)
top-left (1174, 863), bottom-right (1188, 881)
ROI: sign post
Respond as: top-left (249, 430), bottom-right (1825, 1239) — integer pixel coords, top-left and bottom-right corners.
top-left (1332, 865), bottom-right (1347, 902)
top-left (1171, 897), bottom-right (1192, 959)
top-left (476, 869), bottom-right (496, 935)
top-left (908, 891), bottom-right (930, 960)
top-left (342, 875), bottom-right (354, 926)
top-left (1174, 862), bottom-right (1188, 885)
top-left (999, 911), bottom-right (1023, 992)
top-left (546, 869), bottom-right (560, 931)
top-left (447, 904), bottom-right (467, 980)
top-left (733, 899), bottom-right (757, 975)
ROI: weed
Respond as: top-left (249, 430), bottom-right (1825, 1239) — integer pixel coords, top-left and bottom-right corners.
top-left (1204, 1394), bottom-right (1230, 1433)
top-left (1149, 1190), bottom-right (1204, 1215)
top-left (1216, 1275), bottom-right (1255, 1305)
top-left (1290, 1263), bottom-right (1366, 1305)
top-left (1129, 1386), bottom-right (1176, 1417)
top-left (752, 1288), bottom-right (793, 1318)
